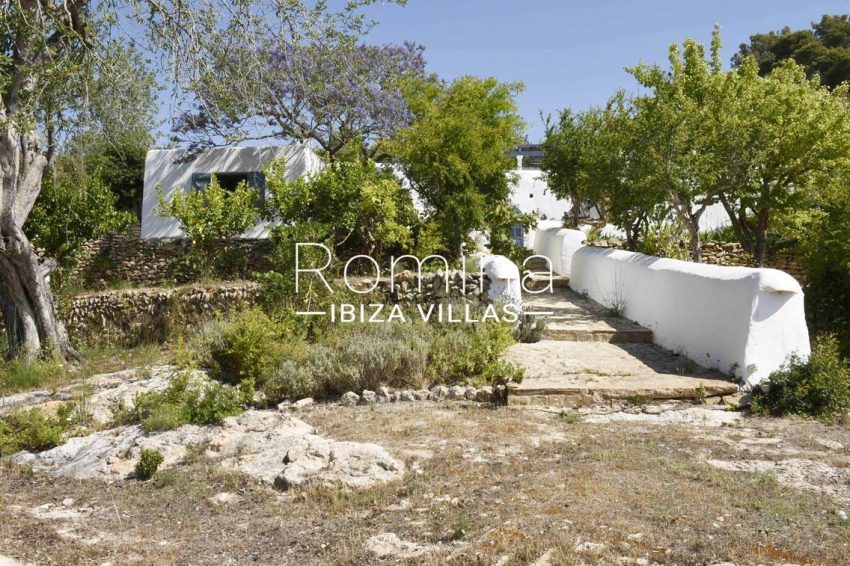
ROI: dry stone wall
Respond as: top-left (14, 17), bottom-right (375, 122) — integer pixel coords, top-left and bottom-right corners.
top-left (71, 224), bottom-right (273, 288)
top-left (65, 282), bottom-right (261, 345)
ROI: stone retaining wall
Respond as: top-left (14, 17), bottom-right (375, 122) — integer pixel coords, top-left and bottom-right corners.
top-left (70, 225), bottom-right (273, 288)
top-left (65, 282), bottom-right (262, 345)
top-left (62, 269), bottom-right (490, 344)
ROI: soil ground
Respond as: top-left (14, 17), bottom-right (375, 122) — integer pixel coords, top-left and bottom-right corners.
top-left (2, 401), bottom-right (849, 565)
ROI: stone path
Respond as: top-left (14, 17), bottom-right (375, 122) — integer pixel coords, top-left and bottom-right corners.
top-left (507, 287), bottom-right (739, 406)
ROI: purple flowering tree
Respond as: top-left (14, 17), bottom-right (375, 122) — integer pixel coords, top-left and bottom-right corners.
top-left (175, 39), bottom-right (426, 160)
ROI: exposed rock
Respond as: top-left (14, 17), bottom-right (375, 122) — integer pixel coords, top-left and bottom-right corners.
top-left (209, 492), bottom-right (241, 505)
top-left (14, 411), bottom-right (405, 492)
top-left (359, 390), bottom-right (377, 405)
top-left (413, 389), bottom-right (430, 401)
top-left (340, 392), bottom-right (359, 407)
top-left (399, 390), bottom-right (416, 402)
top-left (377, 387), bottom-right (392, 403)
top-left (429, 385), bottom-right (449, 400)
top-left (447, 385), bottom-right (465, 401)
top-left (464, 386), bottom-right (477, 401)
top-left (476, 386), bottom-right (493, 403)
top-left (706, 458), bottom-right (850, 503)
top-left (583, 407), bottom-right (741, 427)
top-left (364, 533), bottom-right (435, 560)
top-left (292, 397), bottom-right (314, 409)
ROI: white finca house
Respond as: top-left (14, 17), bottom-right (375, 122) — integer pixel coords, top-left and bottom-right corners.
top-left (141, 144), bottom-right (324, 240)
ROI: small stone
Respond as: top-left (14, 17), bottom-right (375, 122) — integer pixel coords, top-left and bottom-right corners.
top-left (464, 386), bottom-right (477, 401)
top-left (413, 390), bottom-right (430, 401)
top-left (399, 390), bottom-right (416, 402)
top-left (209, 492), bottom-right (241, 505)
top-left (429, 385), bottom-right (449, 400)
top-left (377, 387), bottom-right (392, 403)
top-left (447, 385), bottom-right (465, 400)
top-left (475, 386), bottom-right (493, 403)
top-left (292, 397), bottom-right (314, 409)
top-left (360, 390), bottom-right (377, 405)
top-left (62, 498), bottom-right (74, 507)
top-left (340, 392), bottom-right (359, 407)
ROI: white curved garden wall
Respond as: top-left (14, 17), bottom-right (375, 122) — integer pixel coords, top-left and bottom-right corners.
top-left (531, 228), bottom-right (811, 386)
top-left (568, 245), bottom-right (810, 387)
top-left (530, 226), bottom-right (587, 277)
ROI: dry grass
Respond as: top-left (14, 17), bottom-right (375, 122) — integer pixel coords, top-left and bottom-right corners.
top-left (1, 403), bottom-right (849, 564)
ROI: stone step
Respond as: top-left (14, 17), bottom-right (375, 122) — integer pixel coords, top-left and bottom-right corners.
top-left (544, 323), bottom-right (654, 343)
top-left (523, 275), bottom-right (569, 292)
top-left (504, 341), bottom-right (739, 407)
top-left (522, 287), bottom-right (653, 344)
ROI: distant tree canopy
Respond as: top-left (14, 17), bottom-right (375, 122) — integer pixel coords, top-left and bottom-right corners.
top-left (733, 14), bottom-right (850, 89)
top-left (544, 28), bottom-right (850, 265)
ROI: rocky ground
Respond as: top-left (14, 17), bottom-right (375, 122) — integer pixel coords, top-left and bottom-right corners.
top-left (1, 366), bottom-right (849, 565)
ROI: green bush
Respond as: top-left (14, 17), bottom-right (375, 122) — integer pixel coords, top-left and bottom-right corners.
top-left (514, 314), bottom-right (547, 343)
top-left (260, 318), bottom-right (523, 402)
top-left (429, 320), bottom-right (522, 386)
top-left (125, 372), bottom-right (248, 433)
top-left (751, 336), bottom-right (850, 422)
top-left (190, 309), bottom-right (290, 386)
top-left (0, 408), bottom-right (67, 456)
top-left (135, 448), bottom-right (165, 480)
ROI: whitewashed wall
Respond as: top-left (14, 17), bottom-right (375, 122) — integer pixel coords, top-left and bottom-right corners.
top-left (530, 225), bottom-right (587, 277)
top-left (142, 144), bottom-right (323, 240)
top-left (567, 244), bottom-right (810, 387)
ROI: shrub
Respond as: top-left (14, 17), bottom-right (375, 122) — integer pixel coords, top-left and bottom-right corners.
top-left (191, 309), bottom-right (290, 386)
top-left (126, 372), bottom-right (248, 433)
top-left (157, 174), bottom-right (261, 276)
top-left (514, 314), bottom-right (546, 343)
top-left (429, 320), bottom-right (522, 386)
top-left (135, 448), bottom-right (164, 480)
top-left (0, 408), bottom-right (66, 456)
top-left (751, 335), bottom-right (850, 422)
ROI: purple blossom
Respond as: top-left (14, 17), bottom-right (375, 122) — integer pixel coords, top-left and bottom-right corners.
top-left (264, 40), bottom-right (426, 149)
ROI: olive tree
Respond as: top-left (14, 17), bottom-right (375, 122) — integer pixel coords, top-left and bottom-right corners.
top-left (0, 0), bottom-right (392, 360)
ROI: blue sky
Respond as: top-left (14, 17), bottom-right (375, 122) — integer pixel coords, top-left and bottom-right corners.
top-left (356, 0), bottom-right (850, 141)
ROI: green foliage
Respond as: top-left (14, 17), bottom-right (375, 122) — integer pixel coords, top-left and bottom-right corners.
top-left (0, 408), bottom-right (66, 456)
top-left (428, 319), bottom-right (523, 387)
top-left (637, 223), bottom-right (689, 260)
top-left (194, 309), bottom-right (291, 386)
top-left (135, 449), bottom-right (165, 481)
top-left (392, 76), bottom-right (527, 257)
top-left (546, 27), bottom-right (850, 267)
top-left (752, 336), bottom-right (850, 422)
top-left (265, 159), bottom-right (417, 257)
top-left (125, 372), bottom-right (248, 433)
top-left (178, 311), bottom-right (528, 402)
top-left (25, 170), bottom-right (134, 270)
top-left (795, 182), bottom-right (850, 357)
top-left (0, 357), bottom-right (65, 396)
top-left (514, 314), bottom-right (546, 344)
top-left (733, 15), bottom-right (850, 89)
top-left (156, 175), bottom-right (261, 275)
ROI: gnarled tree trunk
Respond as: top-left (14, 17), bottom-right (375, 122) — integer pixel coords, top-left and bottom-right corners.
top-left (0, 127), bottom-right (76, 360)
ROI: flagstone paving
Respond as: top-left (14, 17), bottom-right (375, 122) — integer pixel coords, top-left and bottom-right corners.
top-left (508, 287), bottom-right (739, 405)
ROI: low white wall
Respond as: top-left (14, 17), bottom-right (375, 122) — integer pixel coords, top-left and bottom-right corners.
top-left (568, 246), bottom-right (810, 387)
top-left (530, 226), bottom-right (587, 277)
top-left (481, 255), bottom-right (522, 308)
